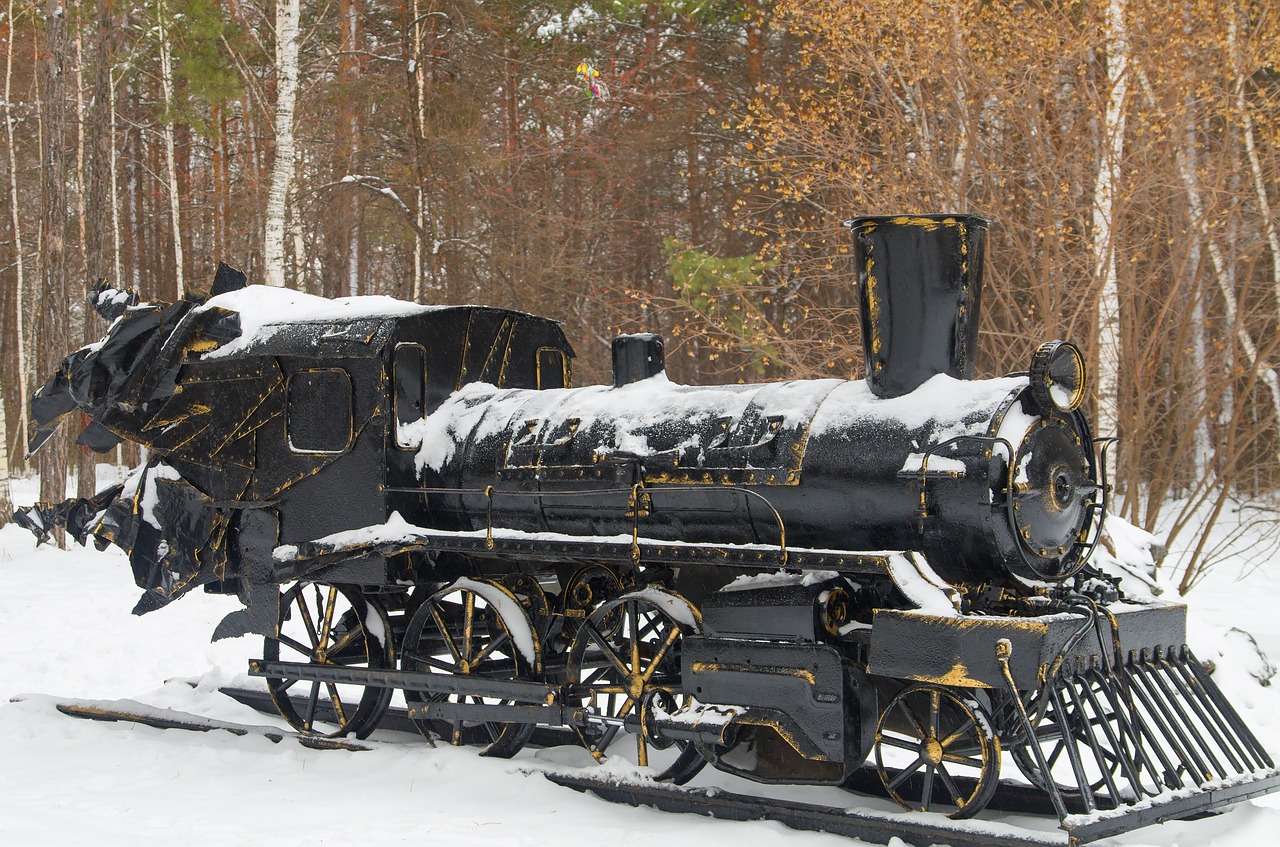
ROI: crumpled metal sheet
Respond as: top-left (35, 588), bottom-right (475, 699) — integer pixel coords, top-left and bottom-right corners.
top-left (12, 269), bottom-right (246, 619)
top-left (14, 459), bottom-right (230, 616)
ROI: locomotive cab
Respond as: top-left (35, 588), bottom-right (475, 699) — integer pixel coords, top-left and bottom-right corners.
top-left (181, 294), bottom-right (576, 565)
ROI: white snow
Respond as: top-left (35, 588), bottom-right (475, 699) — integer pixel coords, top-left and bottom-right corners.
top-left (899, 453), bottom-right (967, 475)
top-left (3, 472), bottom-right (1280, 846)
top-left (722, 569), bottom-right (841, 592)
top-left (625, 586), bottom-right (703, 631)
top-left (808, 374), bottom-right (1026, 442)
top-left (1090, 514), bottom-right (1167, 600)
top-left (136, 462), bottom-right (184, 529)
top-left (884, 551), bottom-right (962, 616)
top-left (195, 284), bottom-right (440, 359)
top-left (414, 375), bottom-right (841, 475)
top-left (446, 576), bottom-right (540, 666)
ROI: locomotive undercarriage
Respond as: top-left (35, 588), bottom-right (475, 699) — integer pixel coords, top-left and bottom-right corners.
top-left (247, 524), bottom-right (1277, 842)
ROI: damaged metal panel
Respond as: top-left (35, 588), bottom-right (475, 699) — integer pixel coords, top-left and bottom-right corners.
top-left (12, 268), bottom-right (576, 635)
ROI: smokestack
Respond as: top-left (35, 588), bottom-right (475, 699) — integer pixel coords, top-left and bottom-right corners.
top-left (847, 214), bottom-right (990, 398)
top-left (612, 333), bottom-right (665, 387)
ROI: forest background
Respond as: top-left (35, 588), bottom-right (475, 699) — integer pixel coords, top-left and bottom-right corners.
top-left (0, 0), bottom-right (1277, 596)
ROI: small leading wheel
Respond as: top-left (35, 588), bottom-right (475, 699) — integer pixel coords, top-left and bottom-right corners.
top-left (566, 588), bottom-right (707, 784)
top-left (400, 578), bottom-right (540, 758)
top-left (874, 684), bottom-right (1000, 819)
top-left (263, 582), bottom-right (393, 739)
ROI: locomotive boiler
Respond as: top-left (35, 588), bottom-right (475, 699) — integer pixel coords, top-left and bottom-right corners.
top-left (14, 215), bottom-right (1278, 843)
top-left (416, 216), bottom-right (1097, 590)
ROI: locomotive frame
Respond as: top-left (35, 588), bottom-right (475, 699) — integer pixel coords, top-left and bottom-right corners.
top-left (14, 216), bottom-right (1279, 844)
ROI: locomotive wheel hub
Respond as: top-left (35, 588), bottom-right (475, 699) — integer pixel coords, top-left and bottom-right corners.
top-left (923, 738), bottom-right (944, 765)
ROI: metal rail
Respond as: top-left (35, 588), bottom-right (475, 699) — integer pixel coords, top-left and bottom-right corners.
top-left (248, 659), bottom-right (556, 703)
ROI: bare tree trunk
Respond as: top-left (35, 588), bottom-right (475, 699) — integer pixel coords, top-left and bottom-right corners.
top-left (408, 0), bottom-right (428, 300)
top-left (156, 1), bottom-right (184, 297)
top-left (339, 0), bottom-right (362, 298)
top-left (39, 0), bottom-right (72, 544)
top-left (79, 0), bottom-right (120, 492)
top-left (1227, 18), bottom-right (1280, 331)
top-left (0, 352), bottom-right (10, 523)
top-left (1188, 235), bottom-right (1211, 480)
top-left (125, 108), bottom-right (140, 291)
top-left (5, 0), bottom-right (29, 463)
top-left (290, 170), bottom-right (306, 290)
top-left (213, 101), bottom-right (226, 261)
top-left (1175, 132), bottom-right (1280, 420)
top-left (0, 381), bottom-right (10, 525)
top-left (74, 27), bottom-right (86, 276)
top-left (264, 0), bottom-right (300, 287)
top-left (1092, 0), bottom-right (1129, 490)
top-left (109, 64), bottom-right (122, 288)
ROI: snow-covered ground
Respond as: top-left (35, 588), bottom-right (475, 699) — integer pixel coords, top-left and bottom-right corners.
top-left (3, 473), bottom-right (1279, 846)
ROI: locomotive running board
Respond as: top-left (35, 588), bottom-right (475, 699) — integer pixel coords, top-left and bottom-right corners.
top-left (542, 770), bottom-right (1068, 847)
top-left (274, 522), bottom-right (910, 581)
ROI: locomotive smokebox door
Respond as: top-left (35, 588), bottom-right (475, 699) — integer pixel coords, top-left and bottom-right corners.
top-left (612, 332), bottom-right (665, 386)
top-left (848, 214), bottom-right (989, 398)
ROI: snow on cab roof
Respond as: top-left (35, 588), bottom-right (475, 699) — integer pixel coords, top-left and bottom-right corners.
top-left (194, 285), bottom-right (547, 360)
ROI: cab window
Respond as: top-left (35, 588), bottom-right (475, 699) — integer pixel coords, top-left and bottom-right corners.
top-left (394, 343), bottom-right (427, 448)
top-left (287, 369), bottom-right (353, 454)
top-left (537, 348), bottom-right (568, 390)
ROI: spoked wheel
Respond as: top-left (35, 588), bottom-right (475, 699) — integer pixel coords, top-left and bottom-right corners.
top-left (1010, 673), bottom-right (1152, 802)
top-left (566, 588), bottom-right (707, 784)
top-left (874, 684), bottom-right (1000, 819)
top-left (263, 582), bottom-right (394, 739)
top-left (400, 578), bottom-right (541, 758)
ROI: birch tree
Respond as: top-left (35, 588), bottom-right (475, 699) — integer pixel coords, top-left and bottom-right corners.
top-left (0, 383), bottom-right (10, 526)
top-left (1092, 0), bottom-right (1129, 484)
top-left (264, 0), bottom-right (300, 287)
top-left (156, 1), bottom-right (184, 296)
top-left (4, 0), bottom-right (28, 461)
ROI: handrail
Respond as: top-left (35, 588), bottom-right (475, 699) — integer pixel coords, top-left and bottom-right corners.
top-left (384, 481), bottom-right (791, 568)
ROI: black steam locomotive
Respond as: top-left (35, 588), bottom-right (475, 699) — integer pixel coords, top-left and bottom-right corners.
top-left (16, 215), bottom-right (1277, 842)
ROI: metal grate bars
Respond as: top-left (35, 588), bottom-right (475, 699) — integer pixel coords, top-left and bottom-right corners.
top-left (1032, 645), bottom-right (1274, 814)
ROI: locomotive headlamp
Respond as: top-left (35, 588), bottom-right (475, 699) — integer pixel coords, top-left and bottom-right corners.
top-left (1029, 341), bottom-right (1086, 414)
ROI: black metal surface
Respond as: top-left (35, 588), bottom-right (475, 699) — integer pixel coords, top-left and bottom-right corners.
top-left (841, 768), bottom-right (1089, 817)
top-left (699, 578), bottom-right (835, 641)
top-left (847, 214), bottom-right (989, 399)
top-left (869, 603), bottom-right (1187, 692)
top-left (49, 696), bottom-right (371, 751)
top-left (219, 685), bottom-right (581, 748)
top-left (612, 332), bottom-right (665, 386)
top-left (1063, 771), bottom-right (1280, 843)
top-left (406, 701), bottom-right (576, 725)
top-left (543, 770), bottom-right (1068, 847)
top-left (684, 637), bottom-right (849, 765)
top-left (219, 685), bottom-right (419, 736)
top-left (997, 640), bottom-right (1278, 830)
top-left (279, 524), bottom-right (899, 580)
top-left (248, 658), bottom-right (558, 703)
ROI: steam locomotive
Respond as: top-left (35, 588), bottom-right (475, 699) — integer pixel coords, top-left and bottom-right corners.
top-left (15, 215), bottom-right (1277, 841)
